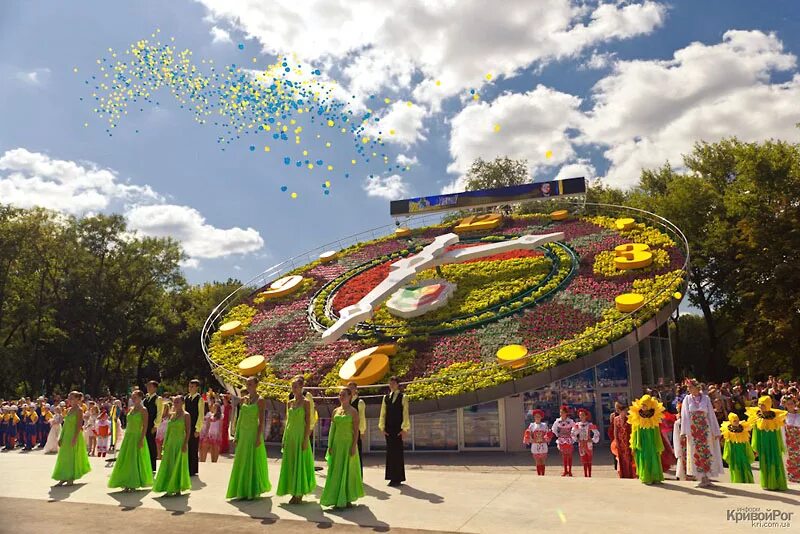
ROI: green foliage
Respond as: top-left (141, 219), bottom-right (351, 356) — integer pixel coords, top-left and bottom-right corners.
top-left (0, 205), bottom-right (243, 397)
top-left (464, 157), bottom-right (530, 191)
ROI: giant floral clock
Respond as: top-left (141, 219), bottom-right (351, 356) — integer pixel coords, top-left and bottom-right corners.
top-left (206, 209), bottom-right (687, 402)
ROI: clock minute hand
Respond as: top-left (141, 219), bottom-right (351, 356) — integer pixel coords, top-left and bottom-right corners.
top-left (321, 234), bottom-right (459, 343)
top-left (319, 231), bottom-right (565, 343)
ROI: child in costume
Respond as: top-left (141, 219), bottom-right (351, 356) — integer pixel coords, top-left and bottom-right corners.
top-left (84, 404), bottom-right (99, 455)
top-left (746, 395), bottom-right (788, 490)
top-left (95, 410), bottom-right (111, 457)
top-left (108, 390), bottom-right (153, 492)
top-left (628, 394), bottom-right (665, 485)
top-left (525, 410), bottom-right (553, 476)
top-left (155, 399), bottom-right (171, 459)
top-left (38, 402), bottom-right (52, 448)
top-left (21, 404), bottom-right (39, 450)
top-left (784, 395), bottom-right (799, 483)
top-left (720, 413), bottom-right (754, 483)
top-left (672, 402), bottom-right (688, 480)
top-left (552, 405), bottom-right (575, 477)
top-left (571, 408), bottom-right (600, 477)
top-left (199, 401), bottom-right (223, 463)
top-left (52, 391), bottom-right (91, 486)
top-left (44, 405), bottom-right (63, 454)
top-left (0, 406), bottom-right (7, 449)
top-left (4, 406), bottom-right (19, 450)
top-left (153, 395), bottom-right (191, 496)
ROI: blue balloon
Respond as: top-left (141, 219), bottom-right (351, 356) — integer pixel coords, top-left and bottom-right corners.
top-left (280, 185), bottom-right (288, 192)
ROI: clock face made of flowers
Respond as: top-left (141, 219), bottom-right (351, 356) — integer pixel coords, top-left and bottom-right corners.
top-left (209, 213), bottom-right (686, 401)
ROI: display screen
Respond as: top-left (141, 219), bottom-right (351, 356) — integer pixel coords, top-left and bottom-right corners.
top-left (389, 177), bottom-right (587, 217)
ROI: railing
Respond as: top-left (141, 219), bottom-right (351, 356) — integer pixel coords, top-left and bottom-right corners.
top-left (201, 201), bottom-right (690, 401)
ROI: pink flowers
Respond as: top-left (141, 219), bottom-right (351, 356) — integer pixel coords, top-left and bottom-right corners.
top-left (519, 302), bottom-right (597, 353)
top-left (406, 333), bottom-right (482, 378)
top-left (566, 275), bottom-right (632, 302)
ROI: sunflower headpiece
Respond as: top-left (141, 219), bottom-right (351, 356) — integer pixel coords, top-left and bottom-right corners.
top-left (720, 412), bottom-right (751, 443)
top-left (627, 394), bottom-right (665, 429)
top-left (745, 395), bottom-right (787, 431)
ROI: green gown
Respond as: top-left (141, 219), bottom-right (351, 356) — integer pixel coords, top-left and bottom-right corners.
top-left (108, 410), bottom-right (154, 489)
top-left (751, 427), bottom-right (788, 490)
top-left (226, 402), bottom-right (271, 499)
top-left (723, 440), bottom-right (755, 483)
top-left (152, 416), bottom-right (191, 494)
top-left (277, 405), bottom-right (316, 497)
top-left (320, 412), bottom-right (364, 508)
top-left (51, 410), bottom-right (91, 481)
top-left (630, 426), bottom-right (664, 484)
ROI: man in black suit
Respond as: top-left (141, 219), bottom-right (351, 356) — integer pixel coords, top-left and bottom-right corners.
top-left (143, 380), bottom-right (163, 472)
top-left (379, 377), bottom-right (410, 486)
top-left (184, 379), bottom-right (204, 476)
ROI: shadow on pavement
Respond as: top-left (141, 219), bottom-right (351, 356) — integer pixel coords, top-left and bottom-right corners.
top-left (706, 484), bottom-right (800, 505)
top-left (277, 500), bottom-right (332, 527)
top-left (153, 492), bottom-right (191, 515)
top-left (398, 484), bottom-right (444, 504)
top-left (362, 483), bottom-right (391, 501)
top-left (226, 495), bottom-right (279, 524)
top-left (48, 482), bottom-right (87, 501)
top-left (190, 477), bottom-right (207, 491)
top-left (108, 489), bottom-right (149, 511)
top-left (324, 504), bottom-right (390, 532)
top-left (653, 482), bottom-right (726, 499)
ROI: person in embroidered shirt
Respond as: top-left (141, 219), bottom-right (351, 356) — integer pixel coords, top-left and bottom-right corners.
top-left (552, 405), bottom-right (575, 477)
top-left (571, 408), bottom-right (600, 477)
top-left (378, 377), bottom-right (410, 487)
top-left (680, 379), bottom-right (723, 488)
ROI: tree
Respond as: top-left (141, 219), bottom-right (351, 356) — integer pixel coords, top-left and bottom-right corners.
top-left (463, 157), bottom-right (530, 191)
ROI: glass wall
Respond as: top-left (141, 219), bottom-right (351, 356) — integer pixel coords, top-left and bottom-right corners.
top-left (413, 410), bottom-right (459, 451)
top-left (639, 323), bottom-right (674, 386)
top-left (523, 352), bottom-right (630, 441)
top-left (462, 401), bottom-right (502, 449)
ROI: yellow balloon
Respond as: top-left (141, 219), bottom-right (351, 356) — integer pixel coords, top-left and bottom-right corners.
top-left (291, 192), bottom-right (298, 199)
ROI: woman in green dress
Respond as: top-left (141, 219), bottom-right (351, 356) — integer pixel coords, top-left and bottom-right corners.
top-left (52, 391), bottom-right (92, 485)
top-left (108, 389), bottom-right (153, 491)
top-left (277, 377), bottom-right (316, 504)
top-left (320, 388), bottom-right (364, 509)
top-left (153, 396), bottom-right (191, 496)
top-left (226, 376), bottom-right (271, 500)
top-left (747, 395), bottom-right (788, 490)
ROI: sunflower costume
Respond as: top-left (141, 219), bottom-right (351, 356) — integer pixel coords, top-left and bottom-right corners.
top-left (746, 396), bottom-right (788, 490)
top-left (628, 395), bottom-right (665, 484)
top-left (720, 413), bottom-right (754, 483)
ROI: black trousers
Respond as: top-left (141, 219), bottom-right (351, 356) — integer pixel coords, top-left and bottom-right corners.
top-left (384, 433), bottom-right (405, 483)
top-left (357, 436), bottom-right (364, 476)
top-left (188, 432), bottom-right (199, 475)
top-left (146, 428), bottom-right (157, 471)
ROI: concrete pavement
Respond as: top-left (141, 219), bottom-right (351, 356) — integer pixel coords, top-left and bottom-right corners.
top-left (0, 447), bottom-right (798, 533)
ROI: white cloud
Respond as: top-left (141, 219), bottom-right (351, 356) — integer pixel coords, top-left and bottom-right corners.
top-left (363, 174), bottom-right (409, 200)
top-left (196, 1), bottom-right (666, 110)
top-left (0, 148), bottom-right (265, 264)
top-left (554, 160), bottom-right (596, 181)
top-left (396, 153), bottom-right (418, 167)
top-left (126, 204), bottom-right (264, 259)
top-left (209, 26), bottom-right (233, 44)
top-left (581, 30), bottom-right (800, 188)
top-left (15, 68), bottom-right (51, 85)
top-left (447, 85), bottom-right (583, 180)
top-left (0, 148), bottom-right (161, 214)
top-left (581, 50), bottom-right (616, 70)
top-left (364, 101), bottom-right (427, 147)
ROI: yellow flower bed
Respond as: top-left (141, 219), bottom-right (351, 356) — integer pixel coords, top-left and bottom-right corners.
top-left (592, 248), bottom-right (670, 277)
top-left (585, 215), bottom-right (676, 248)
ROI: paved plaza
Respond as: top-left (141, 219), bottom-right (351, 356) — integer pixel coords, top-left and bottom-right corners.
top-left (1, 446), bottom-right (798, 533)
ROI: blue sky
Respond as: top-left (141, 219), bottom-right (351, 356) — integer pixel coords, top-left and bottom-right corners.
top-left (1, 0), bottom-right (799, 284)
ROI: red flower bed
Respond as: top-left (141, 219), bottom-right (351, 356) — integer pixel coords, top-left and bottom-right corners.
top-left (405, 332), bottom-right (483, 378)
top-left (518, 302), bottom-right (597, 353)
top-left (286, 340), bottom-right (363, 382)
top-left (332, 259), bottom-right (400, 312)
